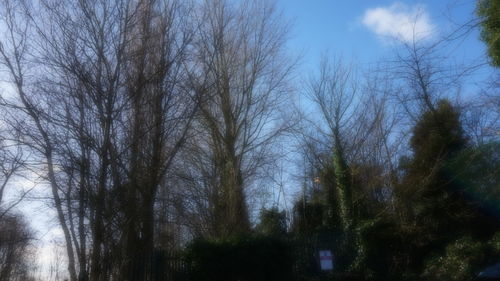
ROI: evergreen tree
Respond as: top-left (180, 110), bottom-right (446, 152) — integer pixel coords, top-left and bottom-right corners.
top-left (477, 0), bottom-right (500, 67)
top-left (396, 99), bottom-right (482, 272)
top-left (401, 100), bottom-right (468, 226)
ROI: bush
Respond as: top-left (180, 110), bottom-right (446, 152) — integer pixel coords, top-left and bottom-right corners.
top-left (185, 235), bottom-right (294, 281)
top-left (489, 232), bottom-right (500, 254)
top-left (256, 207), bottom-right (287, 237)
top-left (421, 236), bottom-right (486, 281)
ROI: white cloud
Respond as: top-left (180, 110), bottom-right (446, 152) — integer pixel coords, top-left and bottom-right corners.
top-left (362, 3), bottom-right (435, 43)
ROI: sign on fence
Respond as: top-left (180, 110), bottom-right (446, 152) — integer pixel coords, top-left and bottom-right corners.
top-left (319, 250), bottom-right (334, 271)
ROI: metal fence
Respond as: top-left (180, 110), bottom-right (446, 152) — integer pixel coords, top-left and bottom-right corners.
top-left (143, 250), bottom-right (189, 281)
top-left (127, 233), bottom-right (344, 281)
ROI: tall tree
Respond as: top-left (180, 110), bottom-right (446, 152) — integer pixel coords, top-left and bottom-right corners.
top-left (0, 212), bottom-right (33, 281)
top-left (306, 56), bottom-right (377, 271)
top-left (0, 0), bottom-right (195, 280)
top-left (179, 0), bottom-right (295, 238)
top-left (395, 99), bottom-right (476, 272)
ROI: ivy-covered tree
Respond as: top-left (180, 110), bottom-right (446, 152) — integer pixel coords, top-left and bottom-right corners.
top-left (305, 56), bottom-right (368, 273)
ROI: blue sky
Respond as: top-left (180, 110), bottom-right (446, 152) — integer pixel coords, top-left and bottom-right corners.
top-left (272, 0), bottom-right (495, 212)
top-left (278, 0), bottom-right (488, 73)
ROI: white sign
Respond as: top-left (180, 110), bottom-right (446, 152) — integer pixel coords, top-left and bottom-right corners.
top-left (319, 250), bottom-right (334, 271)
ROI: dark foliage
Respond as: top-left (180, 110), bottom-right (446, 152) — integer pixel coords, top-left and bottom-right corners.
top-left (185, 235), bottom-right (294, 281)
top-left (290, 99), bottom-right (500, 281)
top-left (397, 100), bottom-right (471, 253)
top-left (477, 0), bottom-right (500, 67)
top-left (0, 212), bottom-right (33, 281)
top-left (394, 100), bottom-right (500, 278)
top-left (292, 198), bottom-right (326, 237)
top-left (256, 207), bottom-right (288, 237)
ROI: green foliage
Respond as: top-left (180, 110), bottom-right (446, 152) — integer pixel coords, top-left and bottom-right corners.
top-left (398, 100), bottom-right (470, 237)
top-left (291, 100), bottom-right (499, 280)
top-left (185, 235), bottom-right (294, 281)
top-left (421, 236), bottom-right (486, 281)
top-left (477, 0), bottom-right (500, 66)
top-left (256, 207), bottom-right (287, 237)
top-left (394, 100), bottom-right (484, 276)
top-left (448, 142), bottom-right (500, 218)
top-left (331, 140), bottom-right (369, 274)
top-left (489, 232), bottom-right (500, 253)
top-left (332, 144), bottom-right (354, 233)
top-left (410, 100), bottom-right (466, 165)
top-left (292, 197), bottom-right (325, 236)
top-left (356, 218), bottom-right (398, 280)
top-left (320, 164), bottom-right (342, 230)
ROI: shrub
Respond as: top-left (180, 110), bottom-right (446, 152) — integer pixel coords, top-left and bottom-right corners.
top-left (421, 236), bottom-right (486, 281)
top-left (489, 232), bottom-right (500, 254)
top-left (256, 207), bottom-right (288, 237)
top-left (185, 235), bottom-right (294, 281)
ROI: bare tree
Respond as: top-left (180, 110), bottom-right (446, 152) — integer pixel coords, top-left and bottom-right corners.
top-left (0, 0), bottom-right (196, 280)
top-left (0, 0), bottom-right (80, 279)
top-left (306, 56), bottom-right (360, 231)
top-left (0, 212), bottom-right (34, 281)
top-left (176, 0), bottom-right (295, 239)
top-left (303, 55), bottom-right (402, 271)
top-left (0, 138), bottom-right (26, 220)
top-left (460, 76), bottom-right (500, 146)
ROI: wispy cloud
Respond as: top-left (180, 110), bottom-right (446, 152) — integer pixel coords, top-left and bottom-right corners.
top-left (361, 3), bottom-right (435, 43)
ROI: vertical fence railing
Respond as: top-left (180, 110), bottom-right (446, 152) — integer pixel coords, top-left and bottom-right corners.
top-left (109, 236), bottom-right (342, 281)
top-left (150, 250), bottom-right (188, 281)
top-left (113, 249), bottom-right (188, 281)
